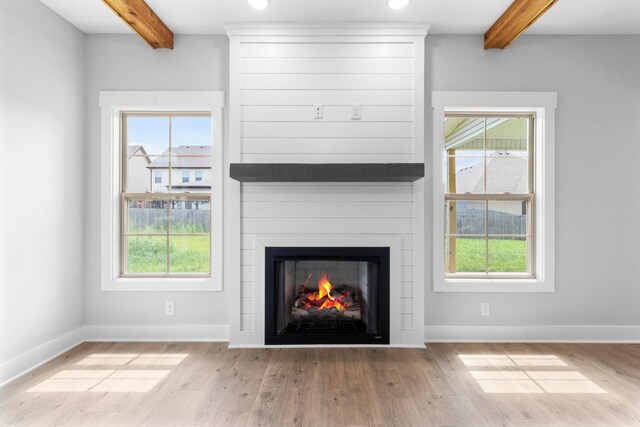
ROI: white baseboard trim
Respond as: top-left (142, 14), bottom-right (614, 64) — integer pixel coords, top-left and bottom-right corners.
top-left (0, 327), bottom-right (84, 387)
top-left (425, 324), bottom-right (640, 343)
top-left (83, 324), bottom-right (230, 342)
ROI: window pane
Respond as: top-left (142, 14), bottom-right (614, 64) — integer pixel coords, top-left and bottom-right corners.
top-left (127, 236), bottom-right (167, 273)
top-left (446, 237), bottom-right (486, 273)
top-left (169, 236), bottom-right (210, 273)
top-left (486, 155), bottom-right (528, 193)
top-left (127, 116), bottom-right (169, 156)
top-left (446, 156), bottom-right (485, 194)
top-left (127, 200), bottom-right (167, 233)
top-left (153, 170), bottom-right (164, 186)
top-left (171, 116), bottom-right (211, 147)
top-left (445, 117), bottom-right (484, 152)
top-left (446, 200), bottom-right (486, 235)
top-left (486, 117), bottom-right (528, 156)
top-left (488, 200), bottom-right (528, 235)
top-left (169, 201), bottom-right (210, 234)
top-left (488, 237), bottom-right (527, 273)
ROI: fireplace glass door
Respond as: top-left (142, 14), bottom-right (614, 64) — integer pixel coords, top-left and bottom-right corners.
top-left (265, 247), bottom-right (390, 345)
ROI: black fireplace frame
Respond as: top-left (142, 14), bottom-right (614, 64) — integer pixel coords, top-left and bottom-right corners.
top-left (265, 246), bottom-right (390, 345)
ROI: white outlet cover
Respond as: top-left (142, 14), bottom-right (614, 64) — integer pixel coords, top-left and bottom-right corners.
top-left (314, 104), bottom-right (323, 119)
top-left (165, 301), bottom-right (175, 316)
top-left (480, 302), bottom-right (490, 316)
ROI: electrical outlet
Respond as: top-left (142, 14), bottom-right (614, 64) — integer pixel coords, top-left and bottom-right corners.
top-left (314, 104), bottom-right (323, 119)
top-left (351, 104), bottom-right (362, 120)
top-left (165, 301), bottom-right (175, 316)
top-left (480, 302), bottom-right (490, 316)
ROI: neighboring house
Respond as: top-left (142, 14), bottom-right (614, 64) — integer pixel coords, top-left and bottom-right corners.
top-left (127, 145), bottom-right (152, 193)
top-left (147, 145), bottom-right (212, 193)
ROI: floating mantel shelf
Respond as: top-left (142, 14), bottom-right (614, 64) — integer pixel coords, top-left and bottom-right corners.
top-left (230, 163), bottom-right (425, 183)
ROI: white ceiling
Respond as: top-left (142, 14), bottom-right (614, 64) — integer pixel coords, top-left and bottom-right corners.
top-left (39, 0), bottom-right (640, 35)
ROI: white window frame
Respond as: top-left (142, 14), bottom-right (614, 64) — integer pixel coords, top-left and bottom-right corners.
top-left (100, 91), bottom-right (224, 291)
top-left (432, 91), bottom-right (556, 293)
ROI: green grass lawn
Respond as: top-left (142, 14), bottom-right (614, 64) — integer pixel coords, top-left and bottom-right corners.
top-left (452, 237), bottom-right (527, 273)
top-left (127, 235), bottom-right (210, 273)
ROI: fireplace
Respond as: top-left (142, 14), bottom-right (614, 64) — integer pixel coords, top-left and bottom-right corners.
top-left (265, 247), bottom-right (390, 345)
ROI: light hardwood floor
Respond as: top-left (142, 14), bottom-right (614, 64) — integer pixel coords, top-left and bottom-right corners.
top-left (1, 342), bottom-right (640, 426)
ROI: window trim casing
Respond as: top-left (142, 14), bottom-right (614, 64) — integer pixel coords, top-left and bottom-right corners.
top-left (100, 91), bottom-right (224, 292)
top-left (432, 91), bottom-right (556, 293)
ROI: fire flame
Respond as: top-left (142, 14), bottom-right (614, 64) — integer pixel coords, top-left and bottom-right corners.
top-left (301, 273), bottom-right (346, 312)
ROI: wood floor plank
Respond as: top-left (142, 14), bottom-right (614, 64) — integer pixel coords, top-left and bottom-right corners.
top-left (2, 343), bottom-right (640, 426)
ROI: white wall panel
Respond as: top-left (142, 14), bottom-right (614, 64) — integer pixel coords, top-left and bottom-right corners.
top-left (241, 218), bottom-right (413, 235)
top-left (241, 281), bottom-right (254, 297)
top-left (241, 184), bottom-right (414, 202)
top-left (401, 282), bottom-right (413, 298)
top-left (241, 89), bottom-right (413, 106)
top-left (240, 233), bottom-right (413, 251)
top-left (241, 106), bottom-right (413, 122)
top-left (240, 43), bottom-right (414, 58)
top-left (240, 297), bottom-right (254, 314)
top-left (240, 314), bottom-right (254, 330)
top-left (400, 314), bottom-right (413, 330)
top-left (240, 153), bottom-right (414, 163)
top-left (232, 35), bottom-right (424, 342)
top-left (241, 122), bottom-right (413, 138)
top-left (242, 201), bottom-right (413, 218)
top-left (241, 57), bottom-right (413, 74)
top-left (400, 298), bottom-right (413, 314)
top-left (242, 137), bottom-right (413, 154)
top-left (241, 74), bottom-right (413, 90)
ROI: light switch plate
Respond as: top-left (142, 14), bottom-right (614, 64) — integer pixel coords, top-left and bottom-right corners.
top-left (351, 104), bottom-right (362, 120)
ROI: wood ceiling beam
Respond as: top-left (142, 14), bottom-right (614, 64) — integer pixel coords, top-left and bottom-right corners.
top-left (102, 0), bottom-right (173, 49)
top-left (484, 0), bottom-right (557, 49)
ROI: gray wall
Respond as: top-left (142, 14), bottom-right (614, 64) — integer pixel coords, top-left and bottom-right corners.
top-left (0, 0), bottom-right (85, 367)
top-left (83, 35), bottom-right (230, 327)
top-left (424, 35), bottom-right (640, 327)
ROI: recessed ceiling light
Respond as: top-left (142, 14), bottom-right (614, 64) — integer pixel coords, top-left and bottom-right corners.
top-left (248, 0), bottom-right (270, 9)
top-left (388, 0), bottom-right (410, 10)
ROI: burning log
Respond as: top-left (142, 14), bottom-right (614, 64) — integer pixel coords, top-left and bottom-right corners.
top-left (291, 273), bottom-right (361, 321)
top-left (291, 304), bottom-right (361, 321)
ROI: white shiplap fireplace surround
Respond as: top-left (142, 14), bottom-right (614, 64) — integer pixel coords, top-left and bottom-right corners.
top-left (226, 24), bottom-right (428, 347)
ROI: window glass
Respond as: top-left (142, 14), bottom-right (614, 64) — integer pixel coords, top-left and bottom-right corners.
top-left (444, 114), bottom-right (533, 277)
top-left (121, 113), bottom-right (212, 277)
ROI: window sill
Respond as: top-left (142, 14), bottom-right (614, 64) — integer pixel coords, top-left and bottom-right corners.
top-left (434, 277), bottom-right (554, 293)
top-left (102, 277), bottom-right (218, 292)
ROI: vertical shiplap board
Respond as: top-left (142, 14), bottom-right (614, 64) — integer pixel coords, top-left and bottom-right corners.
top-left (227, 24), bottom-right (428, 346)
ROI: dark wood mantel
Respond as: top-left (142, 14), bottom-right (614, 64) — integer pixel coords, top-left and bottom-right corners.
top-left (229, 163), bottom-right (425, 183)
